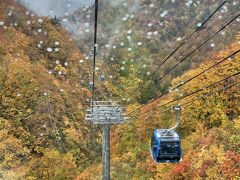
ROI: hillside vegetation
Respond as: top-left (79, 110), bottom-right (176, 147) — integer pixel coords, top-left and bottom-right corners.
top-left (0, 0), bottom-right (239, 179)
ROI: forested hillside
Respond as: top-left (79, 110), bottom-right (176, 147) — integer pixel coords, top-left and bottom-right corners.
top-left (77, 34), bottom-right (240, 179)
top-left (0, 0), bottom-right (99, 178)
top-left (67, 0), bottom-right (240, 104)
top-left (0, 0), bottom-right (239, 179)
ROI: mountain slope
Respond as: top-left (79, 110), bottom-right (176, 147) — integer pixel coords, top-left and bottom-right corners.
top-left (78, 32), bottom-right (240, 180)
top-left (0, 0), bottom-right (98, 178)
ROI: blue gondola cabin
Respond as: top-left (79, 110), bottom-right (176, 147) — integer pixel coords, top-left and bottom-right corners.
top-left (150, 129), bottom-right (182, 163)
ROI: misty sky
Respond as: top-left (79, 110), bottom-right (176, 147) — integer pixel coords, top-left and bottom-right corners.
top-left (19, 0), bottom-right (93, 17)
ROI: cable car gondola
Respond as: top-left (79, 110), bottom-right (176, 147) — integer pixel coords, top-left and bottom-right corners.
top-left (150, 105), bottom-right (182, 163)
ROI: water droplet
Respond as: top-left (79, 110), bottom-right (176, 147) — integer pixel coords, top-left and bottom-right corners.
top-left (160, 10), bottom-right (168, 18)
top-left (221, 31), bottom-right (226, 36)
top-left (62, 18), bottom-right (68, 23)
top-left (55, 41), bottom-right (60, 46)
top-left (47, 48), bottom-right (53, 52)
top-left (148, 23), bottom-right (152, 27)
top-left (122, 17), bottom-right (128, 21)
top-left (127, 30), bottom-right (132, 34)
top-left (210, 43), bottom-right (215, 48)
top-left (8, 10), bottom-right (13, 17)
top-left (197, 22), bottom-right (202, 27)
top-left (149, 4), bottom-right (154, 8)
top-left (177, 37), bottom-right (182, 41)
top-left (147, 32), bottom-right (152, 36)
top-left (38, 18), bottom-right (43, 23)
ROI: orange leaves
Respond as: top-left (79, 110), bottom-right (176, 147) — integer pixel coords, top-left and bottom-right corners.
top-left (219, 151), bottom-right (240, 179)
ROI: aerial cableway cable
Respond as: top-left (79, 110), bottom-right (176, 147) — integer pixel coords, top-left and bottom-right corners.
top-left (128, 79), bottom-right (240, 122)
top-left (125, 12), bottom-right (240, 116)
top-left (126, 48), bottom-right (240, 115)
top-left (89, 0), bottom-right (100, 157)
top-left (113, 0), bottom-right (232, 112)
top-left (148, 12), bottom-right (240, 87)
top-left (102, 0), bottom-right (227, 80)
top-left (91, 0), bottom-right (99, 109)
top-left (182, 81), bottom-right (240, 109)
top-left (127, 0), bottom-right (228, 97)
top-left (108, 10), bottom-right (240, 117)
top-left (127, 71), bottom-right (240, 118)
top-left (136, 12), bottom-right (240, 99)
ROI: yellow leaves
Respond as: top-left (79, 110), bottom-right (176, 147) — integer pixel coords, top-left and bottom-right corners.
top-left (2, 27), bottom-right (30, 54)
top-left (0, 118), bottom-right (30, 179)
top-left (77, 163), bottom-right (102, 180)
top-left (54, 64), bottom-right (68, 75)
top-left (65, 127), bottom-right (82, 142)
top-left (29, 149), bottom-right (78, 179)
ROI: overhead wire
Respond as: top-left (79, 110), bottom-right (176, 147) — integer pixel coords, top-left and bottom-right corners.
top-left (127, 0), bottom-right (228, 96)
top-left (182, 81), bottom-right (240, 109)
top-left (126, 48), bottom-right (240, 115)
top-left (139, 12), bottom-right (240, 96)
top-left (91, 0), bottom-right (238, 123)
top-left (91, 0), bottom-right (99, 108)
top-left (99, 0), bottom-right (227, 82)
top-left (109, 0), bottom-right (233, 111)
top-left (129, 80), bottom-right (240, 126)
top-left (126, 70), bottom-right (240, 119)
